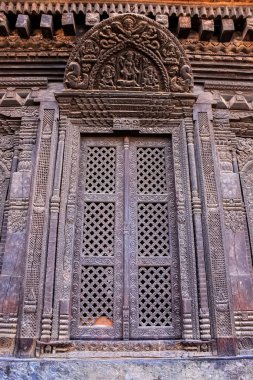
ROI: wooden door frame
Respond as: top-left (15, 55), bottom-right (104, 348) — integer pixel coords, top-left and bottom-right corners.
top-left (36, 91), bottom-right (206, 356)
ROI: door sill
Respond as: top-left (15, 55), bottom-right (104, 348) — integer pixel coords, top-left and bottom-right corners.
top-left (36, 339), bottom-right (216, 358)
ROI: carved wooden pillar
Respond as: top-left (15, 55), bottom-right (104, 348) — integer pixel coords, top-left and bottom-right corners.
top-left (51, 120), bottom-right (79, 342)
top-left (18, 101), bottom-right (59, 356)
top-left (193, 101), bottom-right (236, 355)
top-left (0, 108), bottom-right (38, 355)
top-left (185, 117), bottom-right (211, 340)
top-left (174, 122), bottom-right (199, 340)
top-left (41, 117), bottom-right (66, 341)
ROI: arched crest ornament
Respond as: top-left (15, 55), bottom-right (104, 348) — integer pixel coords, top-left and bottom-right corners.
top-left (64, 14), bottom-right (193, 93)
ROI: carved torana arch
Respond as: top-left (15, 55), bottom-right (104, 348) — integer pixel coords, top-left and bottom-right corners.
top-left (64, 14), bottom-right (193, 93)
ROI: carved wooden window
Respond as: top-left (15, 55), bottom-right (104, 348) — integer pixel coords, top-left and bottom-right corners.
top-left (71, 136), bottom-right (181, 340)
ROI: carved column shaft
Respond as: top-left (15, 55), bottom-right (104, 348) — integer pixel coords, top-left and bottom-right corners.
top-left (185, 117), bottom-right (211, 340)
top-left (51, 121), bottom-right (78, 341)
top-left (41, 117), bottom-right (66, 341)
top-left (174, 122), bottom-right (199, 340)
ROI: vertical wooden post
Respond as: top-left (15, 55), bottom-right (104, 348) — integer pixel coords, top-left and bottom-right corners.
top-left (41, 118), bottom-right (66, 341)
top-left (123, 136), bottom-right (130, 340)
top-left (185, 117), bottom-right (211, 340)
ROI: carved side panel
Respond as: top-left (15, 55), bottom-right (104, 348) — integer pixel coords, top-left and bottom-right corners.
top-left (19, 104), bottom-right (58, 356)
top-left (0, 107), bottom-right (39, 357)
top-left (195, 111), bottom-right (235, 355)
top-left (234, 138), bottom-right (253, 341)
top-left (237, 138), bottom-right (253, 260)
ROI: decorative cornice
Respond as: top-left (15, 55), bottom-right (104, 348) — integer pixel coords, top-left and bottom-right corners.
top-left (1, 2), bottom-right (253, 17)
top-left (1, 4), bottom-right (253, 42)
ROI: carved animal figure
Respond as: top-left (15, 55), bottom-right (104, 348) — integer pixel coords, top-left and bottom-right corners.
top-left (65, 62), bottom-right (89, 89)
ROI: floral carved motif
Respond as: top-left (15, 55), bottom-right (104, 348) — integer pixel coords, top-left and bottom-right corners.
top-left (64, 14), bottom-right (193, 93)
top-left (7, 209), bottom-right (27, 233)
top-left (236, 138), bottom-right (253, 170)
top-left (224, 210), bottom-right (244, 233)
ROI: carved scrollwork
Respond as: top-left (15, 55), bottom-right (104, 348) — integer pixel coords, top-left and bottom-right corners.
top-left (7, 209), bottom-right (27, 233)
top-left (224, 210), bottom-right (244, 233)
top-left (236, 138), bottom-right (253, 170)
top-left (64, 14), bottom-right (193, 93)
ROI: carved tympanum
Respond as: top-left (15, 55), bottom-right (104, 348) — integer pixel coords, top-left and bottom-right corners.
top-left (64, 14), bottom-right (193, 92)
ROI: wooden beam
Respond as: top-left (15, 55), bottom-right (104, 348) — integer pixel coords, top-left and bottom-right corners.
top-left (16, 14), bottom-right (31, 39)
top-left (199, 19), bottom-right (214, 41)
top-left (40, 14), bottom-right (54, 39)
top-left (243, 18), bottom-right (253, 40)
top-left (62, 12), bottom-right (76, 36)
top-left (219, 19), bottom-right (235, 42)
top-left (156, 15), bottom-right (169, 28)
top-left (86, 12), bottom-right (100, 26)
top-left (177, 16), bottom-right (191, 38)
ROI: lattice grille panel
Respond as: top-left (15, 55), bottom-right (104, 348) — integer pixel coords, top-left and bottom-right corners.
top-left (198, 112), bottom-right (209, 135)
top-left (216, 311), bottom-right (232, 336)
top-left (138, 266), bottom-right (172, 326)
top-left (43, 109), bottom-right (54, 134)
top-left (138, 203), bottom-right (169, 257)
top-left (208, 212), bottom-right (229, 302)
top-left (137, 147), bottom-right (167, 194)
top-left (80, 266), bottom-right (114, 326)
top-left (85, 146), bottom-right (116, 193)
top-left (202, 142), bottom-right (218, 204)
top-left (82, 202), bottom-right (115, 256)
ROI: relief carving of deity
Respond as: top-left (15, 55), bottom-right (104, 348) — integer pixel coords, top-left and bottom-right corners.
top-left (64, 14), bottom-right (193, 93)
top-left (100, 65), bottom-right (116, 89)
top-left (98, 49), bottom-right (160, 91)
top-left (117, 51), bottom-right (140, 87)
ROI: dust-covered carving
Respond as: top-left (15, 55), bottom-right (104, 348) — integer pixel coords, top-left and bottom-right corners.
top-left (64, 14), bottom-right (193, 92)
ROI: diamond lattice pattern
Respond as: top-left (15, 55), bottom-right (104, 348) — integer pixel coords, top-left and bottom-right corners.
top-left (80, 266), bottom-right (114, 326)
top-left (137, 147), bottom-right (167, 194)
top-left (138, 203), bottom-right (170, 257)
top-left (82, 202), bottom-right (115, 257)
top-left (139, 266), bottom-right (172, 327)
top-left (85, 146), bottom-right (116, 193)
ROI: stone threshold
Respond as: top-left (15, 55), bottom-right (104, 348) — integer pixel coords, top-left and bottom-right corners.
top-left (0, 357), bottom-right (253, 380)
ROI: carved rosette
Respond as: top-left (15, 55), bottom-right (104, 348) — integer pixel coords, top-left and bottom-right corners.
top-left (64, 14), bottom-right (193, 93)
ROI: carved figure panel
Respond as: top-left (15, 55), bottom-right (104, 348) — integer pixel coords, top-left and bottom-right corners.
top-left (64, 14), bottom-right (193, 93)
